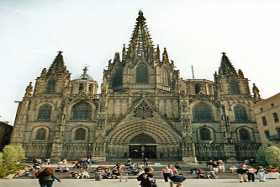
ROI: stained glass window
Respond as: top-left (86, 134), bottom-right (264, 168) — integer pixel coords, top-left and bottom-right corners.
top-left (162, 69), bottom-right (170, 86)
top-left (38, 104), bottom-right (52, 121)
top-left (229, 80), bottom-right (240, 94)
top-left (112, 66), bottom-right (123, 88)
top-left (35, 128), bottom-right (47, 140)
top-left (192, 102), bottom-right (213, 122)
top-left (72, 102), bottom-right (91, 120)
top-left (136, 63), bottom-right (148, 84)
top-left (46, 79), bottom-right (56, 93)
top-left (234, 105), bottom-right (248, 122)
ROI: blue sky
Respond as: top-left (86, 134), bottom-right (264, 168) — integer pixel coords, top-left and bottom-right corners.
top-left (0, 0), bottom-right (279, 124)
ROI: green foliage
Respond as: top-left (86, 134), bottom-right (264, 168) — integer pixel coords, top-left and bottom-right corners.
top-left (263, 146), bottom-right (280, 168)
top-left (0, 145), bottom-right (25, 178)
top-left (256, 145), bottom-right (280, 168)
top-left (256, 146), bottom-right (267, 165)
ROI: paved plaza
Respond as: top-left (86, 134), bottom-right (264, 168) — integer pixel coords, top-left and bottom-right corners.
top-left (0, 179), bottom-right (279, 187)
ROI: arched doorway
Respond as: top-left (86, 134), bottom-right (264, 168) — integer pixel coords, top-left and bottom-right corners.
top-left (129, 133), bottom-right (157, 159)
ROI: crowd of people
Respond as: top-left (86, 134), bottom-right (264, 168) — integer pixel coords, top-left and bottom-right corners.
top-left (10, 157), bottom-right (280, 187)
top-left (236, 163), bottom-right (279, 182)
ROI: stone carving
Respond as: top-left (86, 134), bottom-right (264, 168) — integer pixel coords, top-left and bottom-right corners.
top-left (252, 83), bottom-right (261, 100)
top-left (134, 100), bottom-right (153, 119)
top-left (24, 82), bottom-right (33, 97)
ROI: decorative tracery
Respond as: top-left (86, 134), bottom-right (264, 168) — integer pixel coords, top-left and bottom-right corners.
top-left (134, 101), bottom-right (153, 119)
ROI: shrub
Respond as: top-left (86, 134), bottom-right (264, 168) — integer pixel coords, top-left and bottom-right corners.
top-left (256, 146), bottom-right (267, 165)
top-left (256, 145), bottom-right (280, 168)
top-left (0, 145), bottom-right (25, 177)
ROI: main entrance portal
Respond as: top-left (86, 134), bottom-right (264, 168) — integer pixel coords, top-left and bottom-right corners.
top-left (129, 145), bottom-right (156, 159)
top-left (128, 134), bottom-right (157, 159)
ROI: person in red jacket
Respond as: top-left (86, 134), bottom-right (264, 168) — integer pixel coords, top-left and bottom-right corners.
top-left (35, 167), bottom-right (61, 187)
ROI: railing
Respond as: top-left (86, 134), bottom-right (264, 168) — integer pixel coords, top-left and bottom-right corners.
top-left (195, 143), bottom-right (226, 161)
top-left (195, 143), bottom-right (261, 161)
top-left (62, 143), bottom-right (94, 160)
top-left (23, 143), bottom-right (52, 159)
top-left (235, 143), bottom-right (261, 161)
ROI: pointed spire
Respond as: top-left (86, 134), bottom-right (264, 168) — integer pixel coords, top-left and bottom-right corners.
top-left (156, 44), bottom-right (160, 62)
top-left (162, 48), bottom-right (169, 63)
top-left (47, 51), bottom-right (66, 75)
top-left (113, 52), bottom-right (121, 63)
top-left (40, 68), bottom-right (47, 77)
top-left (122, 44), bottom-right (126, 61)
top-left (127, 11), bottom-right (154, 59)
top-left (214, 71), bottom-right (218, 82)
top-left (218, 52), bottom-right (237, 76)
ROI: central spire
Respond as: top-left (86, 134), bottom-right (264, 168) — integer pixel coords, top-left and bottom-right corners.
top-left (218, 52), bottom-right (237, 76)
top-left (126, 11), bottom-right (154, 59)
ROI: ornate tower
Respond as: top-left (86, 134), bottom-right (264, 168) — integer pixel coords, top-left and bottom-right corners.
top-left (214, 52), bottom-right (258, 160)
top-left (102, 11), bottom-right (179, 95)
top-left (34, 51), bottom-right (70, 96)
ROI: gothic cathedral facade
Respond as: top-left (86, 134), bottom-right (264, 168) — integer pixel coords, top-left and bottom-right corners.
top-left (11, 11), bottom-right (262, 162)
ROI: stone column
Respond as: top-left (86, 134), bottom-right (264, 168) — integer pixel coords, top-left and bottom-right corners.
top-left (50, 123), bottom-right (64, 162)
top-left (181, 116), bottom-right (197, 163)
top-left (50, 101), bottom-right (67, 162)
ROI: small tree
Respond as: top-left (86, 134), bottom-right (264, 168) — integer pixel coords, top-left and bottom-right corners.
top-left (256, 145), bottom-right (280, 168)
top-left (0, 145), bottom-right (25, 177)
top-left (263, 146), bottom-right (280, 168)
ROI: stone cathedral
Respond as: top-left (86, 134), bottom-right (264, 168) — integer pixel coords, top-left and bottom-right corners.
top-left (11, 11), bottom-right (262, 162)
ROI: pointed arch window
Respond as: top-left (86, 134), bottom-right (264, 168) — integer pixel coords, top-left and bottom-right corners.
top-left (136, 63), bottom-right (149, 84)
top-left (35, 128), bottom-right (47, 140)
top-left (71, 102), bottom-right (92, 120)
top-left (234, 105), bottom-right (248, 122)
top-left (74, 128), bottom-right (87, 141)
top-left (38, 104), bottom-right (52, 121)
top-left (161, 69), bottom-right (170, 86)
top-left (239, 128), bottom-right (251, 142)
top-left (46, 79), bottom-right (56, 93)
top-left (112, 66), bottom-right (123, 89)
top-left (192, 102), bottom-right (213, 122)
top-left (229, 80), bottom-right (240, 95)
top-left (199, 128), bottom-right (212, 141)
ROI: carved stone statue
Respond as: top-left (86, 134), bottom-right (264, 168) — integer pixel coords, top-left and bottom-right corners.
top-left (252, 83), bottom-right (261, 100)
top-left (24, 82), bottom-right (33, 97)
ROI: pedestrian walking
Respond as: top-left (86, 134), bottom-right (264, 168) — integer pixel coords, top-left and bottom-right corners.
top-left (169, 171), bottom-right (186, 187)
top-left (161, 165), bottom-right (173, 182)
top-left (237, 164), bottom-right (248, 183)
top-left (119, 164), bottom-right (128, 182)
top-left (35, 167), bottom-right (61, 187)
top-left (137, 167), bottom-right (157, 187)
top-left (247, 166), bottom-right (256, 182)
top-left (257, 166), bottom-right (266, 182)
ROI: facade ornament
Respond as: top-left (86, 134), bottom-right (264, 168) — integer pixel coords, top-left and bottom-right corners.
top-left (252, 83), bottom-right (261, 101)
top-left (134, 100), bottom-right (153, 119)
top-left (24, 82), bottom-right (33, 97)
